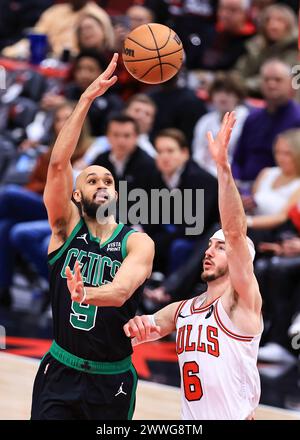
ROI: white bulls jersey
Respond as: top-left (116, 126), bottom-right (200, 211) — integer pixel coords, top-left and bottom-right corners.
top-left (174, 295), bottom-right (262, 420)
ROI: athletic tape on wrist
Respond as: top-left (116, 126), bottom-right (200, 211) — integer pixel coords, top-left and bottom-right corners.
top-left (147, 314), bottom-right (156, 327)
top-left (81, 286), bottom-right (87, 304)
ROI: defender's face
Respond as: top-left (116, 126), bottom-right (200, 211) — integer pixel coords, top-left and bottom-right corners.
top-left (201, 239), bottom-right (229, 282)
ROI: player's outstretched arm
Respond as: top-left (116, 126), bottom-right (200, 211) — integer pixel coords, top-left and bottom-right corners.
top-left (66, 232), bottom-right (155, 307)
top-left (123, 301), bottom-right (180, 346)
top-left (207, 112), bottom-right (262, 313)
top-left (44, 53), bottom-right (118, 234)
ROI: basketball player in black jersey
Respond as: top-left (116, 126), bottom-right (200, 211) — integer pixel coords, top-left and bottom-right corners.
top-left (31, 53), bottom-right (154, 420)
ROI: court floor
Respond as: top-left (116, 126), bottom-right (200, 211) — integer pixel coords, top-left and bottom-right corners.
top-left (1, 353), bottom-right (299, 420)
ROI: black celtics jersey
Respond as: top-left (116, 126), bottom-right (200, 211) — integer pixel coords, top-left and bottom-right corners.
top-left (48, 219), bottom-right (139, 362)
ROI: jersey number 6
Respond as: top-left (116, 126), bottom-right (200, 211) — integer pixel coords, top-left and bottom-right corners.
top-left (183, 361), bottom-right (203, 401)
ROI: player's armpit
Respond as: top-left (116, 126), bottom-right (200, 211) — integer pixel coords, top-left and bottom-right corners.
top-left (43, 161), bottom-right (75, 231)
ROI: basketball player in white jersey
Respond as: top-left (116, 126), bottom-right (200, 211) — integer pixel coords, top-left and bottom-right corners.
top-left (123, 112), bottom-right (263, 420)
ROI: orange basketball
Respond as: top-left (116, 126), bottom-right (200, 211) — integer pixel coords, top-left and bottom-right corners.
top-left (122, 23), bottom-right (184, 84)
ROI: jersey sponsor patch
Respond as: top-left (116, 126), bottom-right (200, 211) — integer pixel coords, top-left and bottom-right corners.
top-left (107, 242), bottom-right (121, 252)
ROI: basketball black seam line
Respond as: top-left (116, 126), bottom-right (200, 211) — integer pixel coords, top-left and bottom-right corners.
top-left (147, 24), bottom-right (163, 81)
top-left (127, 27), bottom-right (172, 52)
top-left (140, 62), bottom-right (179, 80)
top-left (123, 47), bottom-right (183, 63)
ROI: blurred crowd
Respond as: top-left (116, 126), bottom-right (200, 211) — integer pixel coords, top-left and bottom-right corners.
top-left (0, 0), bottom-right (300, 365)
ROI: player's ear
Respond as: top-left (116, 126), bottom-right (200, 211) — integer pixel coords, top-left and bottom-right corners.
top-left (73, 189), bottom-right (82, 203)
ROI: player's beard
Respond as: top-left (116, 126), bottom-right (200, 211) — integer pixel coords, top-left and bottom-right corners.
top-left (201, 266), bottom-right (228, 282)
top-left (81, 195), bottom-right (99, 219)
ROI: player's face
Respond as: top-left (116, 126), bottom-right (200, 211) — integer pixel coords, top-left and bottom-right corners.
top-left (155, 136), bottom-right (189, 176)
top-left (107, 122), bottom-right (138, 159)
top-left (74, 57), bottom-right (102, 91)
top-left (126, 101), bottom-right (155, 134)
top-left (201, 239), bottom-right (229, 282)
top-left (274, 137), bottom-right (297, 176)
top-left (75, 168), bottom-right (117, 219)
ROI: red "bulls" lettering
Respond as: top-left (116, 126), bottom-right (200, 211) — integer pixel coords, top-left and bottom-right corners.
top-left (176, 325), bottom-right (220, 357)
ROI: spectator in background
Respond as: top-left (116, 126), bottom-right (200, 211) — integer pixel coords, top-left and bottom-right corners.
top-left (113, 3), bottom-right (154, 52)
top-left (145, 0), bottom-right (217, 70)
top-left (74, 93), bottom-right (157, 169)
top-left (76, 13), bottom-right (115, 54)
top-left (2, 0), bottom-right (114, 60)
top-left (93, 114), bottom-right (155, 218)
top-left (0, 0), bottom-right (52, 50)
top-left (244, 129), bottom-right (300, 222)
top-left (125, 94), bottom-right (156, 158)
top-left (251, 197), bottom-right (300, 363)
top-left (199, 0), bottom-right (256, 71)
top-left (232, 59), bottom-right (300, 186)
top-left (126, 4), bottom-right (155, 30)
top-left (254, 230), bottom-right (300, 364)
top-left (235, 4), bottom-right (298, 97)
top-left (112, 6), bottom-right (153, 100)
top-left (143, 128), bottom-right (218, 282)
top-left (148, 74), bottom-right (207, 147)
top-left (249, 0), bottom-right (274, 23)
top-left (193, 73), bottom-right (249, 176)
top-left (0, 102), bottom-right (94, 308)
top-left (42, 50), bottom-right (123, 136)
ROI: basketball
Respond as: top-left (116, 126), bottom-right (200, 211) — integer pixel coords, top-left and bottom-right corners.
top-left (122, 23), bottom-right (184, 84)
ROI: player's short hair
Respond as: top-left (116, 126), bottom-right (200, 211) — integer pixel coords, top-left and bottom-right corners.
top-left (154, 128), bottom-right (188, 150)
top-left (106, 113), bottom-right (140, 134)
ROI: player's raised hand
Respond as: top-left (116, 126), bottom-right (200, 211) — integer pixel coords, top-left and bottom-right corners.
top-left (207, 111), bottom-right (236, 167)
top-left (82, 53), bottom-right (118, 102)
top-left (123, 315), bottom-right (161, 346)
top-left (66, 260), bottom-right (85, 303)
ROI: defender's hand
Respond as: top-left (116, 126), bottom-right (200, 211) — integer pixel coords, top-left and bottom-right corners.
top-left (123, 315), bottom-right (161, 344)
top-left (82, 53), bottom-right (118, 102)
top-left (66, 260), bottom-right (85, 303)
top-left (207, 111), bottom-right (236, 167)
